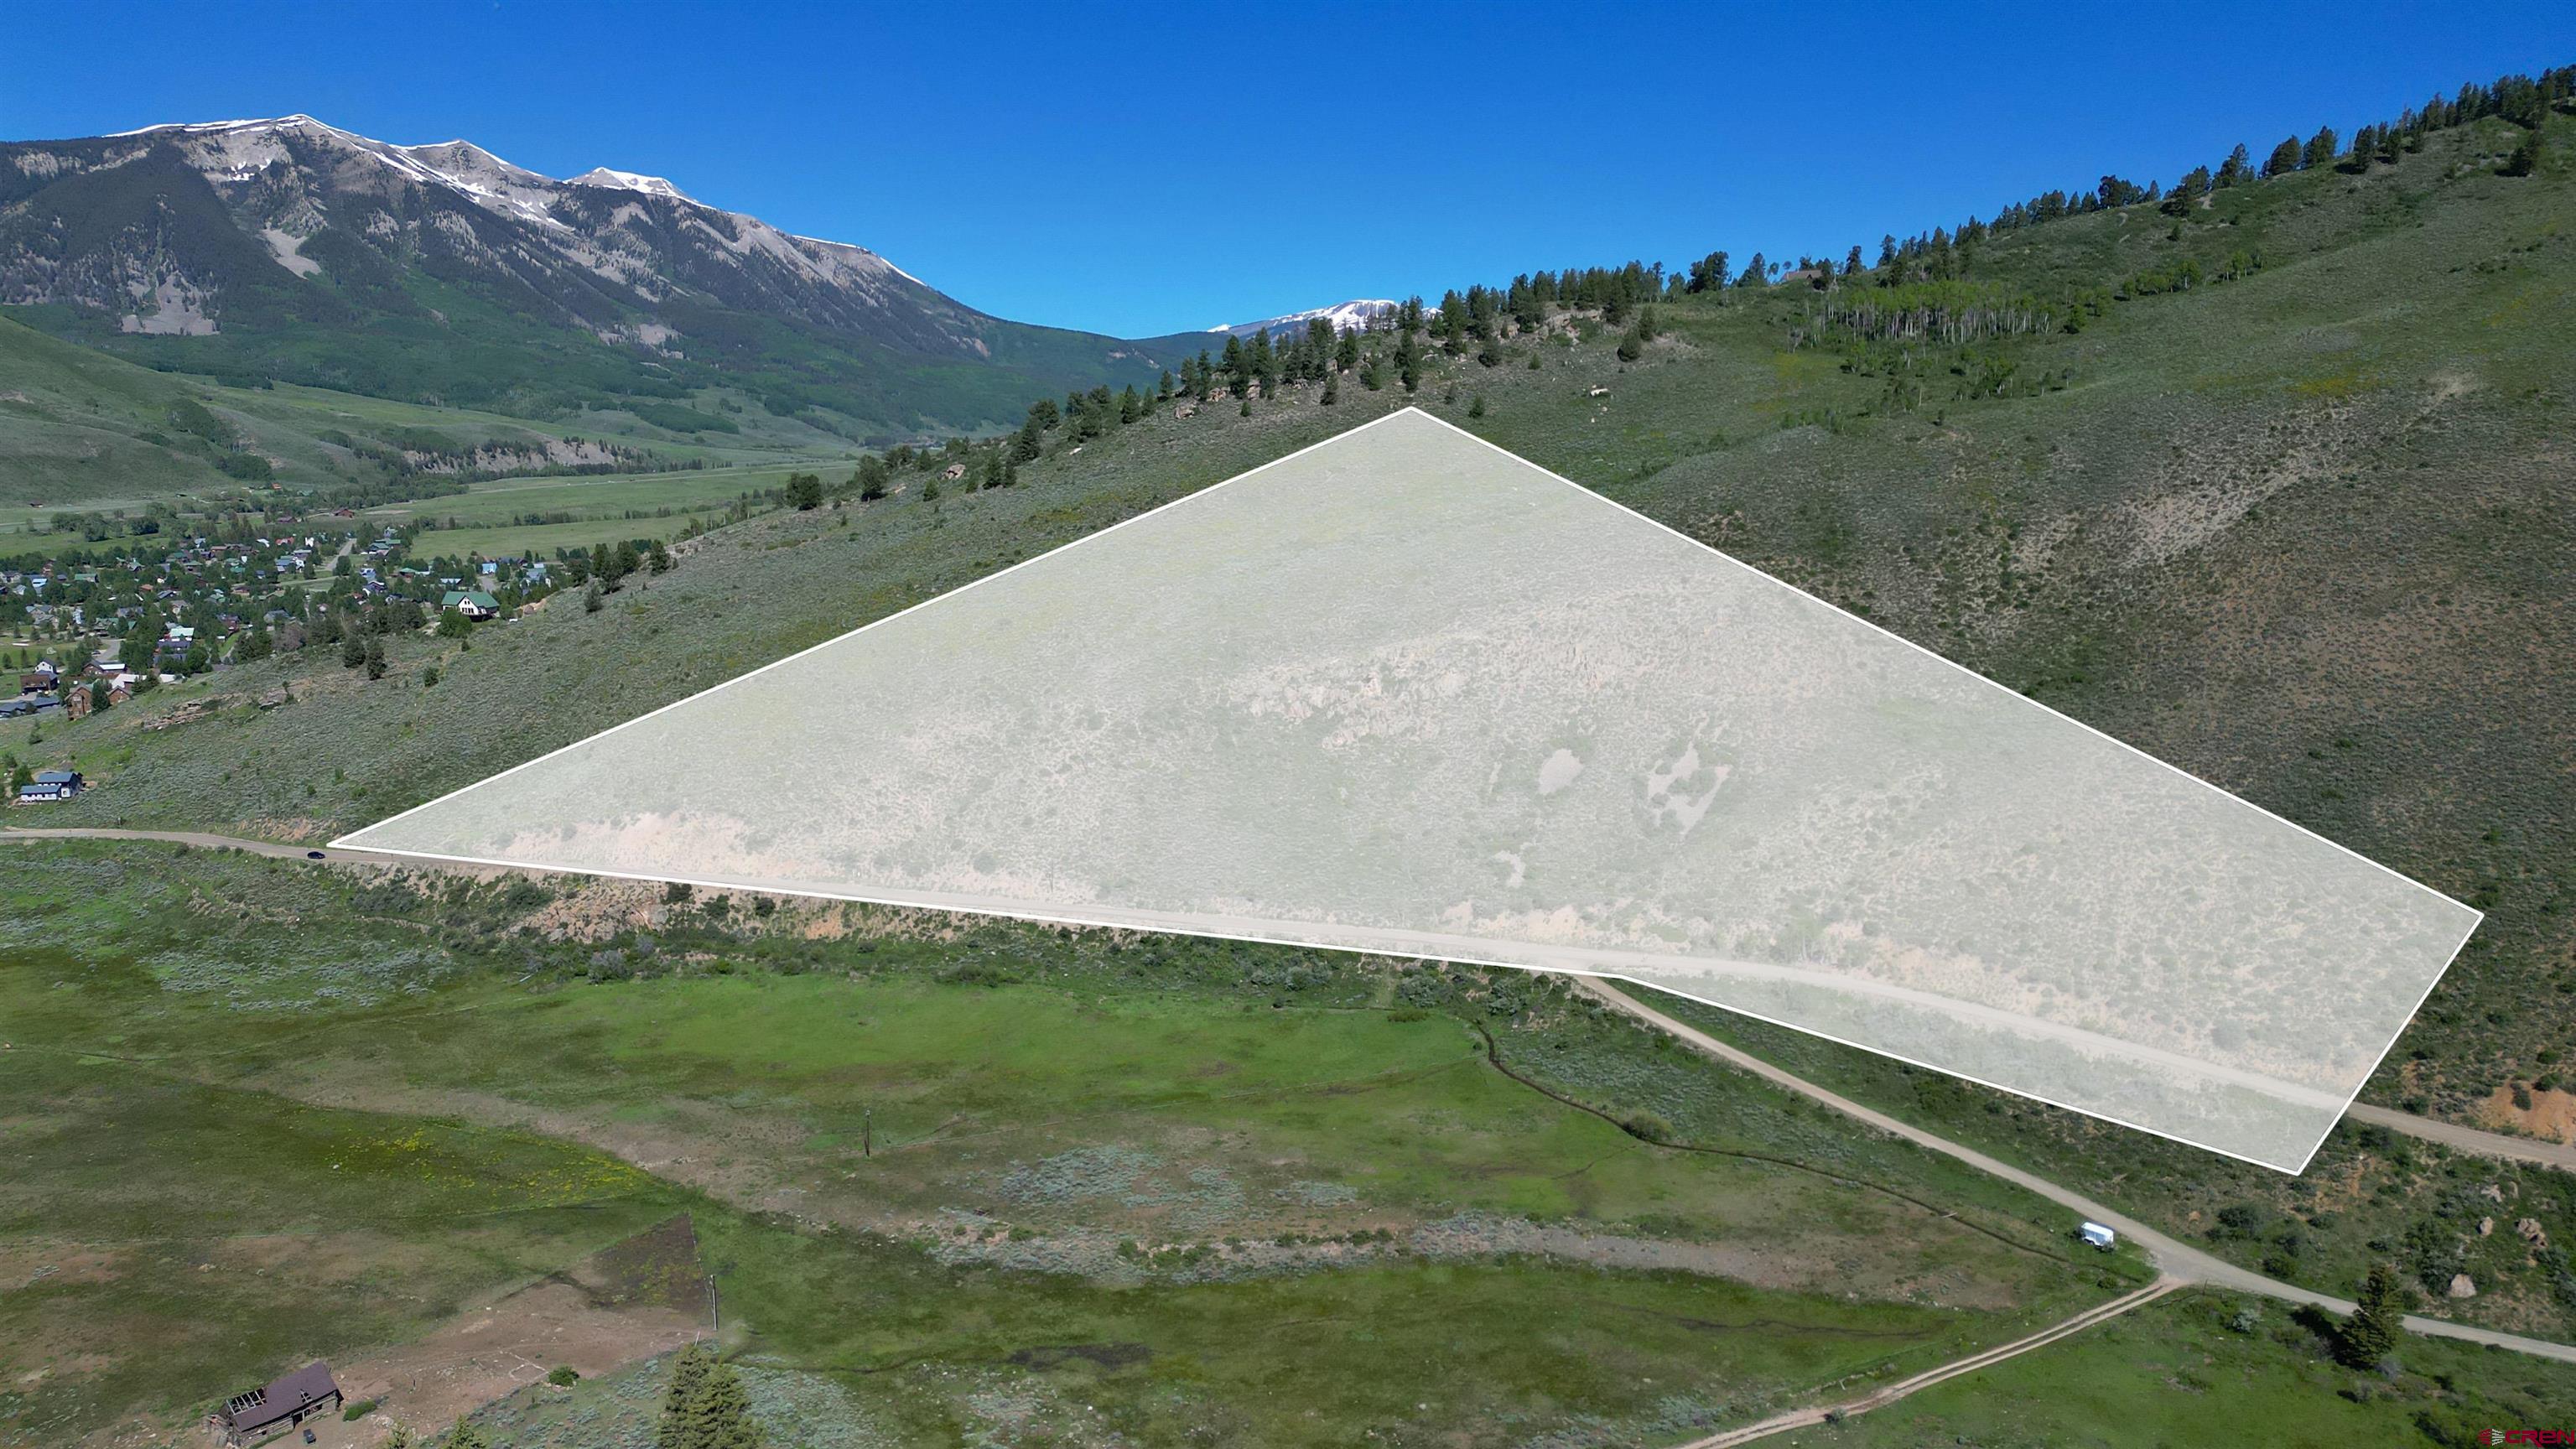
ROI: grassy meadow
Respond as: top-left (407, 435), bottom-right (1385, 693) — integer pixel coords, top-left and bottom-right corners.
top-left (0, 310), bottom-right (856, 527)
top-left (370, 462), bottom-right (855, 561)
top-left (0, 839), bottom-right (2132, 1448)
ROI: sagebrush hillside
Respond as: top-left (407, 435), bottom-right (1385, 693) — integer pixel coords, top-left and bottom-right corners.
top-left (9, 98), bottom-right (2575, 1350)
top-left (28, 106), bottom-right (2566, 1098)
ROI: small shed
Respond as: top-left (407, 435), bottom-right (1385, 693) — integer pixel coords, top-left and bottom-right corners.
top-left (2078, 1220), bottom-right (2116, 1250)
top-left (210, 1361), bottom-right (342, 1445)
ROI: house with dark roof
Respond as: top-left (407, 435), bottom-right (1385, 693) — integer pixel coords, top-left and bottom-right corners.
top-left (15, 770), bottom-right (81, 802)
top-left (210, 1361), bottom-right (341, 1445)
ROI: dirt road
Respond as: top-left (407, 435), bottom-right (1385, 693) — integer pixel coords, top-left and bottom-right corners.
top-left (1678, 1278), bottom-right (2186, 1448)
top-left (0, 825), bottom-right (517, 870)
top-left (2345, 1099), bottom-right (2576, 1173)
top-left (1571, 977), bottom-right (2576, 1366)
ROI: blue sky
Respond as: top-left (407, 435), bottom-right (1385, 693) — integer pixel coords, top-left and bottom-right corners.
top-left (9, 2), bottom-right (2572, 338)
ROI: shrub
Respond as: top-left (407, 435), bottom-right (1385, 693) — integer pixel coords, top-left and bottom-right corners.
top-left (1618, 1110), bottom-right (1675, 1144)
top-left (546, 1365), bottom-right (579, 1386)
top-left (342, 1398), bottom-right (377, 1420)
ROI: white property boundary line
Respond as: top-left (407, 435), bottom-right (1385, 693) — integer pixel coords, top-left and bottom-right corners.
top-left (338, 407), bottom-right (2482, 1175)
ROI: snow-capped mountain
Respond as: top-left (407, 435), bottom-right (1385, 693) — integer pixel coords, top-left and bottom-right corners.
top-left (0, 115), bottom-right (1179, 428)
top-left (566, 167), bottom-right (697, 203)
top-left (1208, 299), bottom-right (1400, 340)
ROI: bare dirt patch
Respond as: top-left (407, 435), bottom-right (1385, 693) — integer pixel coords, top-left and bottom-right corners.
top-left (298, 1278), bottom-right (704, 1447)
top-left (90, 1220), bottom-right (714, 1449)
top-left (2475, 1083), bottom-right (2576, 1145)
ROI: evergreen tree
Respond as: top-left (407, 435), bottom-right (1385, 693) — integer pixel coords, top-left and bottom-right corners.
top-left (2262, 135), bottom-right (2303, 177)
top-left (2215, 142), bottom-right (2253, 186)
top-left (785, 473), bottom-right (823, 510)
top-left (1320, 372), bottom-right (1339, 405)
top-left (2503, 125), bottom-right (2546, 177)
top-left (2162, 165), bottom-right (2212, 215)
top-left (446, 1423), bottom-right (488, 1449)
top-left (678, 1357), bottom-right (762, 1449)
top-left (340, 632), bottom-right (366, 668)
top-left (657, 1344), bottom-right (715, 1449)
top-left (2335, 1263), bottom-right (2406, 1367)
top-left (363, 636), bottom-right (386, 682)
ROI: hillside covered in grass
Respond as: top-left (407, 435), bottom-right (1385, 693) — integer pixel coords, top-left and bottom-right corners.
top-left (23, 99), bottom-right (2569, 1092)
top-left (8, 86), bottom-right (2576, 1420)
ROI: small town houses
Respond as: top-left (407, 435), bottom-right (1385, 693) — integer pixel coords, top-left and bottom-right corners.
top-left (5, 522), bottom-right (569, 688)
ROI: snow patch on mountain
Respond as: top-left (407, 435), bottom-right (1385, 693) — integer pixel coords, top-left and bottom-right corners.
top-left (1209, 299), bottom-right (1400, 339)
top-left (568, 167), bottom-right (695, 202)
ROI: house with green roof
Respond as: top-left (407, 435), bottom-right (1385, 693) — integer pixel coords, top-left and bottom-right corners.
top-left (441, 589), bottom-right (501, 621)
